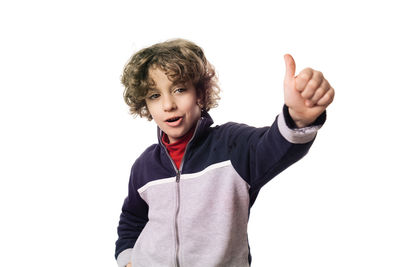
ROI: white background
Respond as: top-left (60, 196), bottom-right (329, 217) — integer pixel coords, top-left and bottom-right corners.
top-left (1, 0), bottom-right (399, 266)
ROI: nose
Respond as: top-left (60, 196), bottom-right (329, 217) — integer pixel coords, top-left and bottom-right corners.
top-left (162, 95), bottom-right (176, 111)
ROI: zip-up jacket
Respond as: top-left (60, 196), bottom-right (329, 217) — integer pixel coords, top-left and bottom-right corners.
top-left (116, 106), bottom-right (326, 267)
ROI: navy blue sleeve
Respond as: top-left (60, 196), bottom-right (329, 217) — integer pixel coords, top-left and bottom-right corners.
top-left (228, 106), bottom-right (325, 206)
top-left (115, 163), bottom-right (149, 260)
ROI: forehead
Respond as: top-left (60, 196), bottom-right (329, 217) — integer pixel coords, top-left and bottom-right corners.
top-left (147, 67), bottom-right (187, 90)
top-left (148, 67), bottom-right (169, 83)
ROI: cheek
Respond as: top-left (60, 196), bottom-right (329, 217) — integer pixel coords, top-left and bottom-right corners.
top-left (191, 104), bottom-right (202, 118)
top-left (185, 95), bottom-right (201, 112)
top-left (184, 101), bottom-right (201, 114)
top-left (145, 102), bottom-right (158, 119)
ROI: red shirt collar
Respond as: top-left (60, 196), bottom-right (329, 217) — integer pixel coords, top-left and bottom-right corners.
top-left (161, 127), bottom-right (196, 170)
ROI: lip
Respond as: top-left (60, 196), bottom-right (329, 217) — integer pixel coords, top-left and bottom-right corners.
top-left (165, 116), bottom-right (183, 127)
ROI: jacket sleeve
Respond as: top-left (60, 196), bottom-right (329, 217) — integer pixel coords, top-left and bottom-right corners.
top-left (115, 163), bottom-right (149, 267)
top-left (228, 105), bottom-right (326, 206)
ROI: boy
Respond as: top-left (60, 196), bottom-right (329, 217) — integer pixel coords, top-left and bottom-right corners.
top-left (115, 39), bottom-right (334, 267)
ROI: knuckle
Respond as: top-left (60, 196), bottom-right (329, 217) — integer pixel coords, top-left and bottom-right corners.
top-left (315, 71), bottom-right (324, 83)
top-left (321, 89), bottom-right (335, 105)
top-left (313, 88), bottom-right (325, 99)
top-left (328, 88), bottom-right (335, 99)
top-left (305, 67), bottom-right (313, 74)
top-left (316, 70), bottom-right (323, 78)
top-left (308, 79), bottom-right (318, 90)
top-left (301, 89), bottom-right (312, 99)
top-left (297, 74), bottom-right (308, 83)
top-left (299, 69), bottom-right (312, 80)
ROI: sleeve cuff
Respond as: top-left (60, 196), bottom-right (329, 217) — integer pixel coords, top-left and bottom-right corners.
top-left (116, 248), bottom-right (132, 267)
top-left (278, 105), bottom-right (325, 144)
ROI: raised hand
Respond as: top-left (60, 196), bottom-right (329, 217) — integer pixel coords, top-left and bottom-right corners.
top-left (283, 54), bottom-right (335, 128)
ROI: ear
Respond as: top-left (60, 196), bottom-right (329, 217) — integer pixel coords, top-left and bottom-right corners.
top-left (195, 89), bottom-right (204, 108)
top-left (197, 97), bottom-right (204, 109)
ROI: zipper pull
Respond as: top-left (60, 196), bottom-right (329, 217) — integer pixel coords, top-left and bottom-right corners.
top-left (176, 170), bottom-right (181, 182)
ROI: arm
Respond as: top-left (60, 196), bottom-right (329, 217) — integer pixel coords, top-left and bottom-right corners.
top-left (227, 109), bottom-right (323, 205)
top-left (229, 55), bottom-right (334, 204)
top-left (115, 165), bottom-right (149, 267)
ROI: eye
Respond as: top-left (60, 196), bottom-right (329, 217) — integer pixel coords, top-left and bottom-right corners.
top-left (174, 88), bottom-right (186, 94)
top-left (148, 93), bottom-right (160, 100)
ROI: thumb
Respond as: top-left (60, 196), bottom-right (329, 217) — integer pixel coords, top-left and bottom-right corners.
top-left (284, 54), bottom-right (296, 79)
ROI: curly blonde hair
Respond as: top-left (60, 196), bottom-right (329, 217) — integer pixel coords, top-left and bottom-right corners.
top-left (121, 39), bottom-right (220, 120)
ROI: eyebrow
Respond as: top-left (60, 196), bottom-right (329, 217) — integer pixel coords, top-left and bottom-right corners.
top-left (147, 87), bottom-right (159, 92)
top-left (148, 81), bottom-right (186, 92)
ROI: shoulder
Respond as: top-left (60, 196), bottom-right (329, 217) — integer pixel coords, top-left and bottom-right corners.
top-left (131, 143), bottom-right (160, 170)
top-left (127, 143), bottom-right (160, 189)
top-left (129, 142), bottom-right (177, 189)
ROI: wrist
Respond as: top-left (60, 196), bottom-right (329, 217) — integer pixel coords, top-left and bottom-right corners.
top-left (288, 107), bottom-right (314, 128)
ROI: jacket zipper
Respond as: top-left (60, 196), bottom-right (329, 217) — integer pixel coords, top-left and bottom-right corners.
top-left (161, 151), bottom-right (181, 267)
top-left (160, 119), bottom-right (202, 267)
top-left (174, 170), bottom-right (181, 267)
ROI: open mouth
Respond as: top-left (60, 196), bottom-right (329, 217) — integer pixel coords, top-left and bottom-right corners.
top-left (166, 117), bottom-right (181, 122)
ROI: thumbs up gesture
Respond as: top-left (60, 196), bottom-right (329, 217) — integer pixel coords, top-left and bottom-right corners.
top-left (283, 54), bottom-right (335, 128)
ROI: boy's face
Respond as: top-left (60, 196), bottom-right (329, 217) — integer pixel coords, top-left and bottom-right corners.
top-left (145, 67), bottom-right (202, 144)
